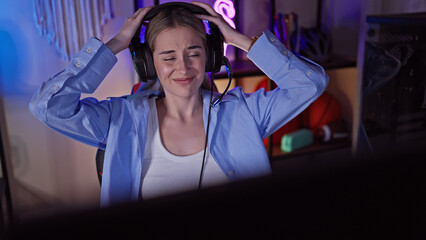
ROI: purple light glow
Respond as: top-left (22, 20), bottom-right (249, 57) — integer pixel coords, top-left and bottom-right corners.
top-left (214, 0), bottom-right (235, 56)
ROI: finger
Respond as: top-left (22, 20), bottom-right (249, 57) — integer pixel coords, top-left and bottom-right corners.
top-left (135, 6), bottom-right (153, 20)
top-left (194, 14), bottom-right (214, 22)
top-left (195, 13), bottom-right (228, 30)
top-left (191, 1), bottom-right (219, 17)
top-left (133, 7), bottom-right (144, 15)
top-left (125, 6), bottom-right (152, 31)
top-left (131, 7), bottom-right (145, 19)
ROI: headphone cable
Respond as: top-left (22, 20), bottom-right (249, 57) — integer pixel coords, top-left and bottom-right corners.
top-left (211, 57), bottom-right (232, 107)
top-left (198, 57), bottom-right (232, 189)
top-left (198, 72), bottom-right (214, 189)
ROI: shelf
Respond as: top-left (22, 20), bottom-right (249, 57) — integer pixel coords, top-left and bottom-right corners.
top-left (211, 53), bottom-right (355, 161)
top-left (367, 12), bottom-right (426, 25)
top-left (269, 140), bottom-right (351, 162)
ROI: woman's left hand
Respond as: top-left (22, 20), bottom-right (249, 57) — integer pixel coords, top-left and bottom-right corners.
top-left (191, 1), bottom-right (252, 52)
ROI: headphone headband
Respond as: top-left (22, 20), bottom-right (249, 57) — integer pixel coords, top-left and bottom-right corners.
top-left (129, 2), bottom-right (224, 82)
top-left (133, 2), bottom-right (212, 40)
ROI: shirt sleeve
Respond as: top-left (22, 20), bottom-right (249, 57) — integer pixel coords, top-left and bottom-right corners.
top-left (245, 30), bottom-right (329, 139)
top-left (29, 37), bottom-right (118, 148)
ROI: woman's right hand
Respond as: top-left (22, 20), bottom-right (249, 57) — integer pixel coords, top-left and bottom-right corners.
top-left (106, 6), bottom-right (153, 55)
top-left (191, 1), bottom-right (252, 52)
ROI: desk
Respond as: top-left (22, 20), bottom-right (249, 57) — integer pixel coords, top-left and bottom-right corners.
top-left (10, 147), bottom-right (426, 239)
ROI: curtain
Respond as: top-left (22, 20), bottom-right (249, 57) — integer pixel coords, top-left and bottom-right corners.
top-left (33, 0), bottom-right (114, 60)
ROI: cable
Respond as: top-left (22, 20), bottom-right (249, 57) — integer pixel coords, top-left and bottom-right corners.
top-left (198, 72), bottom-right (214, 189)
top-left (211, 57), bottom-right (233, 107)
top-left (198, 57), bottom-right (232, 189)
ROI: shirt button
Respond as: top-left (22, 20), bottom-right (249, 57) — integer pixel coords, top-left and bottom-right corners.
top-left (270, 37), bottom-right (276, 42)
top-left (75, 62), bottom-right (82, 68)
top-left (282, 50), bottom-right (288, 55)
top-left (85, 48), bottom-right (92, 54)
top-left (228, 171), bottom-right (234, 176)
top-left (306, 71), bottom-right (312, 76)
top-left (53, 85), bottom-right (59, 91)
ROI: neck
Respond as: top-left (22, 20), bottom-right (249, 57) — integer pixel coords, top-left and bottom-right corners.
top-left (158, 92), bottom-right (204, 121)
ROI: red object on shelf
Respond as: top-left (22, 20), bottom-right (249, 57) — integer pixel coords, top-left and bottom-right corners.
top-left (301, 91), bottom-right (342, 134)
top-left (264, 116), bottom-right (301, 145)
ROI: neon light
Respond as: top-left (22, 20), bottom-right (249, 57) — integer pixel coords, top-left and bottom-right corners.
top-left (214, 0), bottom-right (235, 56)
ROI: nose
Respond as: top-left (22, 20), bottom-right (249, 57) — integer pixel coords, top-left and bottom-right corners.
top-left (176, 56), bottom-right (190, 73)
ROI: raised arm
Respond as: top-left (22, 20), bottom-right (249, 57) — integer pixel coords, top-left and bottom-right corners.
top-left (245, 30), bottom-right (329, 139)
top-left (192, 1), bottom-right (329, 138)
top-left (29, 6), bottom-right (154, 148)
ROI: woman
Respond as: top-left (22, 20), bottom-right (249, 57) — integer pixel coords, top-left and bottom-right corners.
top-left (29, 1), bottom-right (328, 207)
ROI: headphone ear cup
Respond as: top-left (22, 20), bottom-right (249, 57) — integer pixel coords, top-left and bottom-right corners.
top-left (205, 34), bottom-right (223, 73)
top-left (141, 43), bottom-right (157, 80)
top-left (133, 43), bottom-right (157, 81)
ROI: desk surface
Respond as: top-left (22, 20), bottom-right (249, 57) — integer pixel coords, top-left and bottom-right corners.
top-left (10, 147), bottom-right (426, 239)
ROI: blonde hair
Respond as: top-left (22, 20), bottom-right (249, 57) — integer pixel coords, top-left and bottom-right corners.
top-left (143, 7), bottom-right (212, 91)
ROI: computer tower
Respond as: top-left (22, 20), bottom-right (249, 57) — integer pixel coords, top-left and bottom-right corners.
top-left (360, 12), bottom-right (426, 154)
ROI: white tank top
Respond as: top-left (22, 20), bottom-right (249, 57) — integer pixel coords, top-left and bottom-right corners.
top-left (140, 98), bottom-right (229, 200)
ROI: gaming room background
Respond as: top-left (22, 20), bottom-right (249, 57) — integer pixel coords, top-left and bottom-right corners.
top-left (1, 0), bottom-right (426, 236)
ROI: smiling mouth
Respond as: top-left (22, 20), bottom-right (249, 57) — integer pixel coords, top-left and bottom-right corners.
top-left (173, 76), bottom-right (194, 84)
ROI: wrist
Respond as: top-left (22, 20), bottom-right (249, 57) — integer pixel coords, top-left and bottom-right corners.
top-left (248, 36), bottom-right (259, 51)
top-left (106, 37), bottom-right (126, 55)
top-left (229, 33), bottom-right (252, 52)
top-left (105, 39), bottom-right (119, 55)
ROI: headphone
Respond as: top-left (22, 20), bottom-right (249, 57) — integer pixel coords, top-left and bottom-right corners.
top-left (128, 2), bottom-right (225, 82)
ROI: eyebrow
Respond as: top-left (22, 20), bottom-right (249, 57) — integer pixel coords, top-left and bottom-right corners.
top-left (188, 45), bottom-right (202, 50)
top-left (159, 50), bottom-right (175, 55)
top-left (158, 45), bottom-right (203, 55)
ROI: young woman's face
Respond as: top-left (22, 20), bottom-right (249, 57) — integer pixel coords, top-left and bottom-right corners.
top-left (152, 26), bottom-right (207, 99)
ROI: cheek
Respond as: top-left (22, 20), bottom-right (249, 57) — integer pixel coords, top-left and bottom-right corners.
top-left (195, 54), bottom-right (207, 72)
top-left (198, 59), bottom-right (207, 70)
top-left (153, 58), bottom-right (170, 79)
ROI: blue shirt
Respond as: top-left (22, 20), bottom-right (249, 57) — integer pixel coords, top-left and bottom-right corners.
top-left (29, 30), bottom-right (329, 207)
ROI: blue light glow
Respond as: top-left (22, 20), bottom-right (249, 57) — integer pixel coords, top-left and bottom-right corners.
top-left (0, 28), bottom-right (23, 96)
